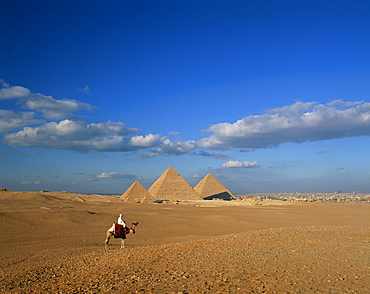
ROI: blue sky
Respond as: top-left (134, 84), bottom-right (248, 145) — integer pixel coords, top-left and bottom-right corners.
top-left (1, 0), bottom-right (370, 194)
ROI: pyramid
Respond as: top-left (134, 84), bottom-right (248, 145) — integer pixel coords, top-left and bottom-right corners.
top-left (120, 181), bottom-right (155, 203)
top-left (148, 166), bottom-right (202, 201)
top-left (194, 174), bottom-right (235, 200)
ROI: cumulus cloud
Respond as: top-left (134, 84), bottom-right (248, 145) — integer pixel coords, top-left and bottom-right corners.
top-left (196, 150), bottom-right (232, 160)
top-left (0, 110), bottom-right (42, 132)
top-left (222, 160), bottom-right (261, 168)
top-left (138, 139), bottom-right (197, 158)
top-left (24, 93), bottom-right (96, 119)
top-left (4, 119), bottom-right (149, 152)
top-left (4, 80), bottom-right (370, 159)
top-left (0, 82), bottom-right (96, 120)
top-left (0, 86), bottom-right (31, 99)
top-left (151, 139), bottom-right (197, 156)
top-left (88, 172), bottom-right (137, 181)
top-left (129, 134), bottom-right (162, 147)
top-left (198, 100), bottom-right (370, 150)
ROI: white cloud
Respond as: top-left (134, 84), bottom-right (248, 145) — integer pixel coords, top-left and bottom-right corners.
top-left (1, 81), bottom-right (165, 153)
top-left (89, 172), bottom-right (137, 181)
top-left (198, 100), bottom-right (370, 150)
top-left (129, 134), bottom-right (162, 147)
top-left (4, 80), bottom-right (370, 160)
top-left (24, 93), bottom-right (96, 119)
top-left (96, 172), bottom-right (136, 179)
top-left (151, 139), bottom-right (197, 156)
top-left (139, 139), bottom-right (197, 157)
top-left (196, 150), bottom-right (232, 160)
top-left (4, 119), bottom-right (144, 152)
top-left (0, 86), bottom-right (31, 99)
top-left (222, 160), bottom-right (261, 168)
top-left (0, 110), bottom-right (42, 132)
top-left (0, 82), bottom-right (96, 120)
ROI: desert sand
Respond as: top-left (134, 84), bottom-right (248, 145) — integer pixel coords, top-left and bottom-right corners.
top-left (0, 191), bottom-right (369, 293)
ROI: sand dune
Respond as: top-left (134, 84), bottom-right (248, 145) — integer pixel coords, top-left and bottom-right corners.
top-left (0, 191), bottom-right (369, 293)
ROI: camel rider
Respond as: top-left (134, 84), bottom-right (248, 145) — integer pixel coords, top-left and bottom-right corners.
top-left (117, 214), bottom-right (126, 227)
top-left (108, 214), bottom-right (126, 233)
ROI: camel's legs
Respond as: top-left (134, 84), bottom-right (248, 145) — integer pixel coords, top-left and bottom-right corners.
top-left (104, 221), bottom-right (139, 249)
top-left (105, 231), bottom-right (113, 245)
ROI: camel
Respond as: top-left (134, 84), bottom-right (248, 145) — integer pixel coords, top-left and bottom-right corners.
top-left (105, 221), bottom-right (139, 249)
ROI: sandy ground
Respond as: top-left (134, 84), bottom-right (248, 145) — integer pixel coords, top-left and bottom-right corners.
top-left (0, 191), bottom-right (369, 293)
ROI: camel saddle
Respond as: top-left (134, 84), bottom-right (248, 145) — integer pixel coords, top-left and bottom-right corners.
top-left (113, 223), bottom-right (128, 239)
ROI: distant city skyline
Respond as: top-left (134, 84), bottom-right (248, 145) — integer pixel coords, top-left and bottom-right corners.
top-left (1, 1), bottom-right (370, 194)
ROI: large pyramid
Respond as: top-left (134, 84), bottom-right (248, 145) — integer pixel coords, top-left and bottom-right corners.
top-left (148, 166), bottom-right (202, 201)
top-left (194, 173), bottom-right (235, 200)
top-left (120, 181), bottom-right (155, 203)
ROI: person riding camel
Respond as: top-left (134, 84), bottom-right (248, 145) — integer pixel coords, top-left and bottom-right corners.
top-left (107, 214), bottom-right (126, 232)
top-left (105, 214), bottom-right (138, 248)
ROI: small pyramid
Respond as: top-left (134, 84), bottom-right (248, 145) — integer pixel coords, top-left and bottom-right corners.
top-left (194, 174), bottom-right (235, 200)
top-left (148, 166), bottom-right (202, 201)
top-left (120, 181), bottom-right (155, 203)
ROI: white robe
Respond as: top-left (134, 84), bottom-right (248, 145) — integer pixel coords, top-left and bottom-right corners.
top-left (108, 214), bottom-right (126, 232)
